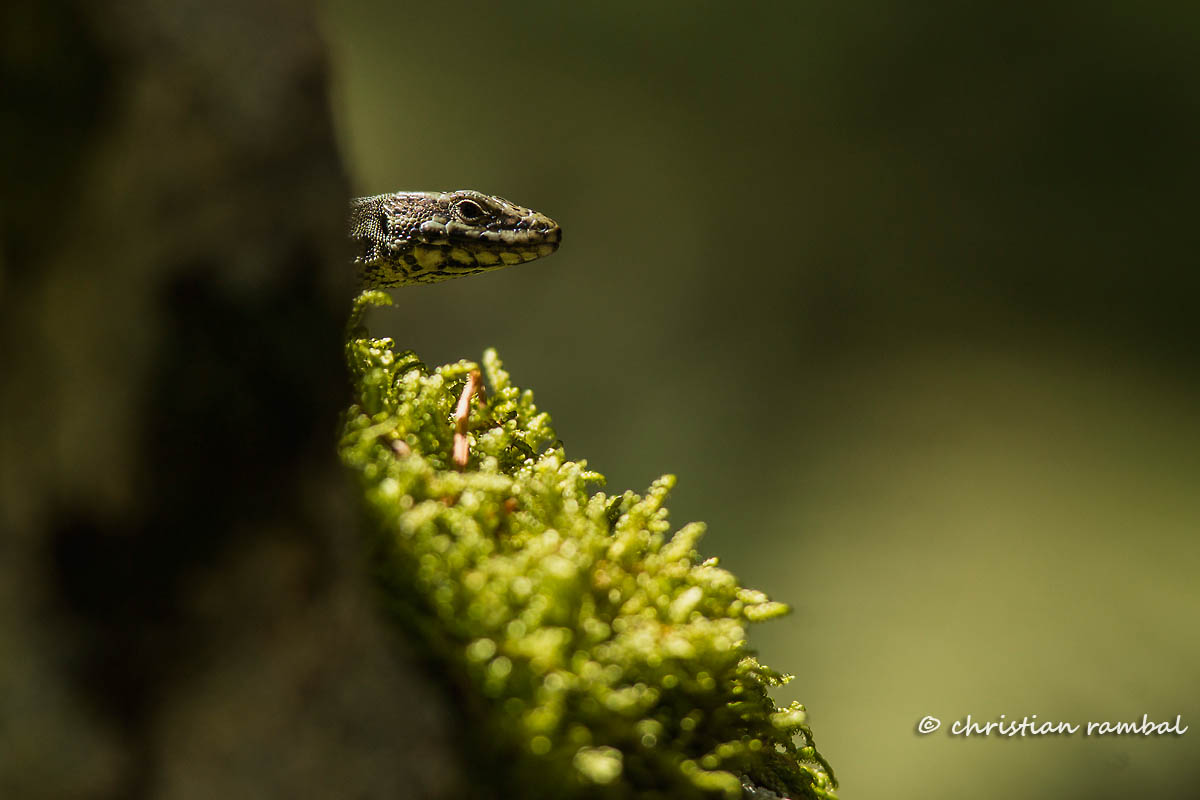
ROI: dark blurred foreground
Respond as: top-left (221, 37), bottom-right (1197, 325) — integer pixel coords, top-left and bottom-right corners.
top-left (1, 2), bottom-right (466, 797)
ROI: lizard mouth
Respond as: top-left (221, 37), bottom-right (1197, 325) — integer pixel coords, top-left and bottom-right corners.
top-left (417, 220), bottom-right (560, 248)
top-left (453, 225), bottom-right (558, 249)
top-left (445, 223), bottom-right (561, 263)
top-left (408, 235), bottom-right (559, 274)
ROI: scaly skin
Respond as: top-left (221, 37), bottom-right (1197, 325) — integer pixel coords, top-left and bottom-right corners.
top-left (349, 190), bottom-right (561, 287)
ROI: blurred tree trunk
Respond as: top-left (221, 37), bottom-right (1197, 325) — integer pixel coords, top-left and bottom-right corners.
top-left (0, 2), bottom-right (466, 798)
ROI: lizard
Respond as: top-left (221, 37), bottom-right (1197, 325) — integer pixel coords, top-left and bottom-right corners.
top-left (349, 189), bottom-right (561, 288)
top-left (348, 189), bottom-right (562, 466)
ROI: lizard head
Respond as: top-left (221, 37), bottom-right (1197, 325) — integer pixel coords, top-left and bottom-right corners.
top-left (351, 190), bottom-right (561, 287)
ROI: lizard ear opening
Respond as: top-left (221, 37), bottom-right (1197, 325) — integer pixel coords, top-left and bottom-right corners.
top-left (454, 199), bottom-right (485, 222)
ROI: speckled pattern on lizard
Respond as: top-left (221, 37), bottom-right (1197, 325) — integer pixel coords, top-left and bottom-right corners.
top-left (349, 190), bottom-right (561, 287)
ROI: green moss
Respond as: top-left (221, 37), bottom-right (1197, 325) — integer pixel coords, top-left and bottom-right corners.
top-left (339, 291), bottom-right (837, 799)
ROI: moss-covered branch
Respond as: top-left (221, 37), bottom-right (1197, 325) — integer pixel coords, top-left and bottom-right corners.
top-left (339, 291), bottom-right (837, 799)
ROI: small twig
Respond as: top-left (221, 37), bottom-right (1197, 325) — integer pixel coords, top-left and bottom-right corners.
top-left (452, 369), bottom-right (483, 469)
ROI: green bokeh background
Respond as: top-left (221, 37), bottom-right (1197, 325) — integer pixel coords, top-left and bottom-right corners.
top-left (320, 2), bottom-right (1199, 797)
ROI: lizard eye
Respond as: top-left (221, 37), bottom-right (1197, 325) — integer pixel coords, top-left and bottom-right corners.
top-left (455, 200), bottom-right (485, 221)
